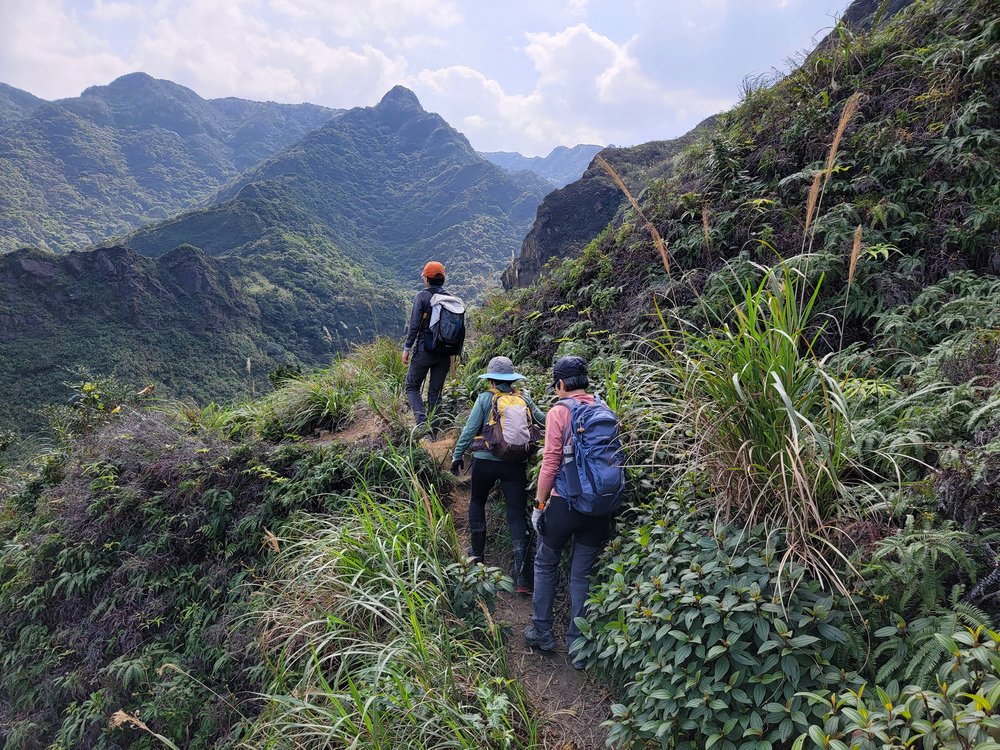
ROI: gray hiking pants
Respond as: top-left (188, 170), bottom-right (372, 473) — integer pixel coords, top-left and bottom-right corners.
top-left (405, 347), bottom-right (450, 428)
top-left (531, 494), bottom-right (611, 646)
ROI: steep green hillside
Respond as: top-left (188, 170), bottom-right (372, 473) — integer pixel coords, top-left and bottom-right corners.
top-left (502, 119), bottom-right (714, 288)
top-left (495, 0), bottom-right (998, 361)
top-left (0, 82), bottom-right (43, 125)
top-left (476, 2), bottom-right (1000, 747)
top-left (0, 241), bottom-right (402, 434)
top-left (146, 85), bottom-right (548, 296)
top-left (0, 342), bottom-right (530, 750)
top-left (481, 143), bottom-right (604, 187)
top-left (0, 73), bottom-right (335, 252)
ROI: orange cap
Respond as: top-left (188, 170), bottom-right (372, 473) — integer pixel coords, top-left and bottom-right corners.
top-left (422, 261), bottom-right (445, 279)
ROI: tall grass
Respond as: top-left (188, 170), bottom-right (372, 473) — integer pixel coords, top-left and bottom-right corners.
top-left (246, 451), bottom-right (538, 749)
top-left (185, 337), bottom-right (412, 440)
top-left (632, 262), bottom-right (884, 591)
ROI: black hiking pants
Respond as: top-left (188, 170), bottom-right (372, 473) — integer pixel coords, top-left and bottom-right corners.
top-left (468, 458), bottom-right (529, 546)
top-left (405, 347), bottom-right (450, 428)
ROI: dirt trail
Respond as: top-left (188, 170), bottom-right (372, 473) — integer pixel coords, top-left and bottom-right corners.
top-left (424, 433), bottom-right (612, 750)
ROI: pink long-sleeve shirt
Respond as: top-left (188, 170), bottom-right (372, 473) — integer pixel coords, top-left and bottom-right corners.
top-left (537, 392), bottom-right (596, 503)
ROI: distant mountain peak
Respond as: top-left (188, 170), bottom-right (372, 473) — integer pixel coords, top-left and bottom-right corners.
top-left (377, 85), bottom-right (423, 111)
top-left (80, 71), bottom-right (201, 102)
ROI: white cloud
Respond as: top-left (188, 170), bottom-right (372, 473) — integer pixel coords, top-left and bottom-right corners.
top-left (89, 0), bottom-right (144, 22)
top-left (0, 0), bottom-right (130, 98)
top-left (124, 1), bottom-right (408, 106)
top-left (266, 0), bottom-right (461, 37)
top-left (413, 23), bottom-right (730, 154)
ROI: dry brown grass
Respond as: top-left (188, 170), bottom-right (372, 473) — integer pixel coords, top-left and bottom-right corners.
top-left (824, 92), bottom-right (863, 187)
top-left (804, 171), bottom-right (822, 235)
top-left (701, 203), bottom-right (712, 258)
top-left (848, 224), bottom-right (863, 286)
top-left (596, 154), bottom-right (673, 274)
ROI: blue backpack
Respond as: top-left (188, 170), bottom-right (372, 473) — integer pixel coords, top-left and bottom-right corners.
top-left (556, 397), bottom-right (626, 516)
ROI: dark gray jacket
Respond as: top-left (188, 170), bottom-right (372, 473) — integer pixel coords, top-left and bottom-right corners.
top-left (403, 284), bottom-right (447, 352)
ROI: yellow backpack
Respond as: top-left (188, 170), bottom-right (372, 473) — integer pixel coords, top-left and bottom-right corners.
top-left (477, 388), bottom-right (540, 462)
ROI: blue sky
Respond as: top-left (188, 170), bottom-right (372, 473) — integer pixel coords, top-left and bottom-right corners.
top-left (0, 0), bottom-right (848, 155)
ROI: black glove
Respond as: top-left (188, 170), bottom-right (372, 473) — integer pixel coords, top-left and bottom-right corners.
top-left (450, 459), bottom-right (463, 476)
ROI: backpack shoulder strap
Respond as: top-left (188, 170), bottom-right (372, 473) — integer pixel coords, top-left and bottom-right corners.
top-left (556, 398), bottom-right (578, 454)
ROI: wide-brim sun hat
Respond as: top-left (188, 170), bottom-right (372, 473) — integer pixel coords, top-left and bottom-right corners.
top-left (477, 355), bottom-right (526, 382)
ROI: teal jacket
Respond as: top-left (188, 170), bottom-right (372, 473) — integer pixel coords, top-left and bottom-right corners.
top-left (453, 387), bottom-right (546, 462)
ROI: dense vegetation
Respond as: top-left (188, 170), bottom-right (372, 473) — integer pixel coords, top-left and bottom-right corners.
top-left (0, 73), bottom-right (335, 253)
top-left (0, 242), bottom-right (404, 436)
top-left (479, 0), bottom-right (1000, 746)
top-left (4, 0), bottom-right (1000, 748)
top-left (0, 340), bottom-right (535, 749)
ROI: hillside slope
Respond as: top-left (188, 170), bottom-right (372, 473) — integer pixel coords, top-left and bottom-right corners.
top-left (152, 85), bottom-right (549, 294)
top-left (502, 121), bottom-right (713, 288)
top-left (0, 238), bottom-right (403, 434)
top-left (495, 0), bottom-right (997, 357)
top-left (0, 73), bottom-right (336, 252)
top-left (481, 143), bottom-right (603, 187)
top-left (0, 82), bottom-right (44, 125)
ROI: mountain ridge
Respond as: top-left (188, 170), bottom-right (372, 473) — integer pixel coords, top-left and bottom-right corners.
top-left (481, 143), bottom-right (604, 187)
top-left (1, 85), bottom-right (548, 433)
top-left (0, 72), bottom-right (338, 253)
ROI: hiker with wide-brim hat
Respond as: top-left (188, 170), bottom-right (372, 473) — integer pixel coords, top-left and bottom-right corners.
top-left (451, 356), bottom-right (545, 593)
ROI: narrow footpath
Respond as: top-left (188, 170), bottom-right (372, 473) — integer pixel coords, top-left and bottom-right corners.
top-left (424, 434), bottom-right (611, 750)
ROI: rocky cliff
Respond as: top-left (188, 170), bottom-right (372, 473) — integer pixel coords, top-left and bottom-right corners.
top-left (503, 120), bottom-right (713, 289)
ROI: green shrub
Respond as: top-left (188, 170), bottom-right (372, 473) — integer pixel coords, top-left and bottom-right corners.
top-left (574, 500), bottom-right (856, 750)
top-left (796, 626), bottom-right (1000, 750)
top-left (637, 262), bottom-right (882, 589)
top-left (247, 482), bottom-right (536, 749)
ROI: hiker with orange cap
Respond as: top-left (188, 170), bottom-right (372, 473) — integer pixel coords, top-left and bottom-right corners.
top-left (403, 261), bottom-right (466, 432)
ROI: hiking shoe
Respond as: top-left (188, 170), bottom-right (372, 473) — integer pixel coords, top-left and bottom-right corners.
top-left (571, 657), bottom-right (586, 671)
top-left (515, 579), bottom-right (531, 595)
top-left (524, 624), bottom-right (557, 652)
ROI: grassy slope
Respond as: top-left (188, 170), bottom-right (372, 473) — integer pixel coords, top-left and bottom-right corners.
top-left (0, 341), bottom-right (533, 750)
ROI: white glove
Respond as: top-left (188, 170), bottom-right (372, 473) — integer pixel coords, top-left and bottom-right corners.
top-left (531, 506), bottom-right (544, 533)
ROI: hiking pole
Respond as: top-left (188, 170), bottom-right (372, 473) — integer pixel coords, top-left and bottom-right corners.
top-left (519, 522), bottom-right (536, 583)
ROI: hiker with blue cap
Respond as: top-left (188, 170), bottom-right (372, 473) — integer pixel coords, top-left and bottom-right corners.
top-left (451, 356), bottom-right (545, 593)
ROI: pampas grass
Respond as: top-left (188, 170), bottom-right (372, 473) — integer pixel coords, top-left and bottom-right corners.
top-left (596, 154), bottom-right (673, 275)
top-left (804, 171), bottom-right (822, 235)
top-left (848, 224), bottom-right (863, 286)
top-left (824, 92), bottom-right (863, 187)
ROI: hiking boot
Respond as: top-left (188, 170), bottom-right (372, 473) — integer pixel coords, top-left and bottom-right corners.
top-left (524, 624), bottom-right (557, 652)
top-left (512, 542), bottom-right (532, 594)
top-left (571, 657), bottom-right (586, 671)
top-left (468, 530), bottom-right (486, 565)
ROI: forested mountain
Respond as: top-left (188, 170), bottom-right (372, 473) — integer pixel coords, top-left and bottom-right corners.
top-left (0, 82), bottom-right (44, 125)
top-left (0, 86), bottom-right (548, 432)
top-left (160, 85), bottom-right (550, 293)
top-left (481, 143), bottom-right (603, 187)
top-left (0, 73), bottom-right (336, 252)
